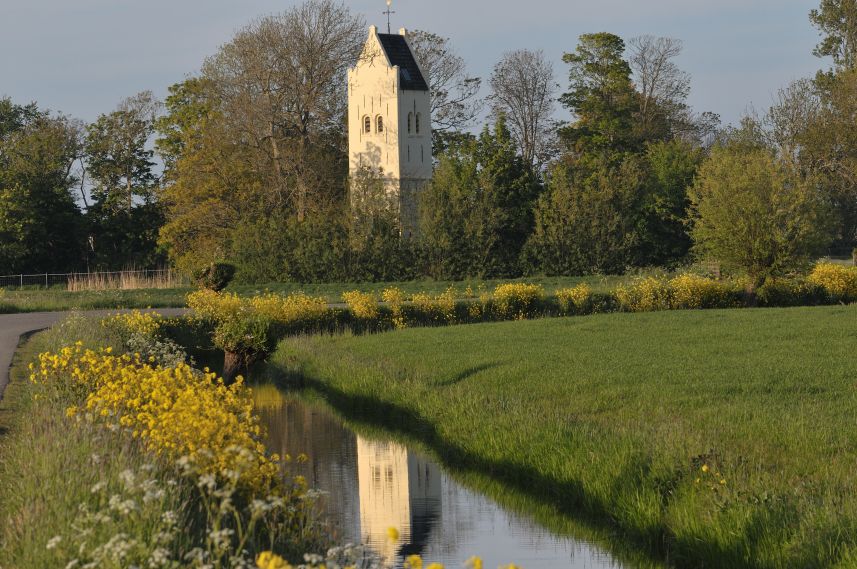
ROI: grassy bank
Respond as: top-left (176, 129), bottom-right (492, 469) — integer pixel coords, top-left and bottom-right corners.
top-left (0, 275), bottom-right (613, 313)
top-left (0, 314), bottom-right (327, 568)
top-left (0, 287), bottom-right (190, 313)
top-left (273, 305), bottom-right (857, 568)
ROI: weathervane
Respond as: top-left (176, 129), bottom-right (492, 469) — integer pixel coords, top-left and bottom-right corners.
top-left (383, 0), bottom-right (395, 34)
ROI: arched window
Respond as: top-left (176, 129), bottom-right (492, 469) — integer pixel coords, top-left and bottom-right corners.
top-left (363, 116), bottom-right (371, 134)
top-left (407, 112), bottom-right (413, 134)
top-left (376, 115), bottom-right (384, 133)
top-left (415, 113), bottom-right (422, 134)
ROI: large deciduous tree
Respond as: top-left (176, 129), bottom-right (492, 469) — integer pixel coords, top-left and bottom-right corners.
top-left (157, 0), bottom-right (365, 274)
top-left (84, 91), bottom-right (164, 269)
top-left (0, 99), bottom-right (84, 273)
top-left (810, 0), bottom-right (857, 71)
top-left (688, 145), bottom-right (832, 294)
top-left (489, 49), bottom-right (558, 171)
top-left (408, 30), bottom-right (483, 146)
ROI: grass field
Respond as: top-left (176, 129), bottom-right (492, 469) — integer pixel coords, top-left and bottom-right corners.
top-left (272, 305), bottom-right (857, 568)
top-left (0, 274), bottom-right (618, 313)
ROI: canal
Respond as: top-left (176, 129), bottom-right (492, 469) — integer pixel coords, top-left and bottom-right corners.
top-left (255, 385), bottom-right (630, 569)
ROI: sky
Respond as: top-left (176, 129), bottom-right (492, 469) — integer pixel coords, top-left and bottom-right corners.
top-left (0, 0), bottom-right (826, 127)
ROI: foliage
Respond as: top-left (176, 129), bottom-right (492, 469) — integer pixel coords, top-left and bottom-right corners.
top-left (419, 117), bottom-right (540, 279)
top-left (615, 274), bottom-right (740, 312)
top-left (559, 33), bottom-right (640, 156)
top-left (523, 157), bottom-right (644, 275)
top-left (381, 287), bottom-right (407, 329)
top-left (194, 262), bottom-right (237, 291)
top-left (688, 146), bottom-right (832, 292)
top-left (555, 283), bottom-right (593, 314)
top-left (0, 99), bottom-right (84, 273)
top-left (668, 273), bottom-right (739, 309)
top-left (5, 318), bottom-right (324, 568)
top-left (810, 0), bottom-right (857, 71)
top-left (492, 283), bottom-right (545, 319)
top-left (410, 288), bottom-right (458, 325)
top-left (808, 261), bottom-right (857, 302)
top-left (341, 291), bottom-right (379, 320)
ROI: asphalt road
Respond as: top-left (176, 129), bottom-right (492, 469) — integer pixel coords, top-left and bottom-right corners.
top-left (0, 309), bottom-right (186, 400)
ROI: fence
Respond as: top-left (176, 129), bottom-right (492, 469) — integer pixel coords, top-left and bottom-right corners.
top-left (0, 269), bottom-right (187, 291)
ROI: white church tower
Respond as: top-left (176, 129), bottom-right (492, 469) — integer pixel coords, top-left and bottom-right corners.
top-left (348, 24), bottom-right (432, 236)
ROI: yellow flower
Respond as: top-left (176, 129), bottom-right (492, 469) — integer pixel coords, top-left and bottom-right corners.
top-left (386, 526), bottom-right (400, 541)
top-left (405, 555), bottom-right (423, 569)
top-left (426, 564), bottom-right (444, 569)
top-left (701, 464), bottom-right (709, 472)
top-left (256, 551), bottom-right (292, 569)
top-left (465, 557), bottom-right (483, 569)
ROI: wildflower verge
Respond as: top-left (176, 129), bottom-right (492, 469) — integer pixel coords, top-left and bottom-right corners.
top-left (0, 314), bottom-right (326, 569)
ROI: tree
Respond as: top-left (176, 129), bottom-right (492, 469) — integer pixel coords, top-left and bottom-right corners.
top-left (408, 30), bottom-right (483, 143)
top-left (800, 70), bottom-right (857, 251)
top-left (84, 91), bottom-right (164, 269)
top-left (85, 91), bottom-right (159, 213)
top-left (157, 1), bottom-right (365, 273)
top-left (420, 117), bottom-right (539, 278)
top-left (489, 49), bottom-right (558, 170)
top-left (638, 140), bottom-right (703, 265)
top-left (688, 146), bottom-right (832, 294)
top-left (0, 100), bottom-right (84, 272)
top-left (523, 156), bottom-right (645, 275)
top-left (559, 33), bottom-right (641, 157)
top-left (810, 0), bottom-right (857, 71)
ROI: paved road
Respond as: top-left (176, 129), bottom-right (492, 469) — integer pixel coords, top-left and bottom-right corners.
top-left (0, 309), bottom-right (186, 400)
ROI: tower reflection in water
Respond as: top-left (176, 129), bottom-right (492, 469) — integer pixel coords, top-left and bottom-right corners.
top-left (257, 392), bottom-right (623, 569)
top-left (258, 394), bottom-right (441, 563)
top-left (357, 438), bottom-right (441, 562)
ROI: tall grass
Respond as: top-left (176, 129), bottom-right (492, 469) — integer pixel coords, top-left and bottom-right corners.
top-left (66, 268), bottom-right (186, 291)
top-left (272, 305), bottom-right (857, 568)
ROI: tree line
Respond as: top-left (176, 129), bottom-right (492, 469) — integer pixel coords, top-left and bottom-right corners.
top-left (1, 0), bottom-right (854, 287)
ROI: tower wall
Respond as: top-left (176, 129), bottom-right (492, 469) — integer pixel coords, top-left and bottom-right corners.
top-left (348, 26), bottom-right (432, 237)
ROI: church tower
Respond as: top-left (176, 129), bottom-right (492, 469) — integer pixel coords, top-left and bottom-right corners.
top-left (348, 25), bottom-right (432, 236)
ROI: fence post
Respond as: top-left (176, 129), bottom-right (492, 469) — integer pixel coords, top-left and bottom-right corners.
top-left (45, 273), bottom-right (48, 288)
top-left (19, 274), bottom-right (22, 288)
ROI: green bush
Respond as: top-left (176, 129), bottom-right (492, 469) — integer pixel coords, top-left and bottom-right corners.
top-left (193, 262), bottom-right (236, 291)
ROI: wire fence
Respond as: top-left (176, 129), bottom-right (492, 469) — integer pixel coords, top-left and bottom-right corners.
top-left (0, 269), bottom-right (187, 291)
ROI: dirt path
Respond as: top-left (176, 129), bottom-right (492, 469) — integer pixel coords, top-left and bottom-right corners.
top-left (0, 309), bottom-right (186, 399)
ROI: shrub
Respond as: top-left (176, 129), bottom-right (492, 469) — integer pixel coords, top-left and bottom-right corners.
top-left (614, 277), bottom-right (672, 312)
top-left (381, 287), bottom-right (407, 329)
top-left (808, 262), bottom-right (857, 303)
top-left (493, 283), bottom-right (545, 319)
top-left (669, 274), bottom-right (738, 309)
top-left (187, 289), bottom-right (244, 322)
top-left (556, 283), bottom-right (593, 314)
top-left (342, 291), bottom-right (380, 320)
top-left (410, 288), bottom-right (457, 325)
top-left (757, 277), bottom-right (828, 307)
top-left (249, 292), bottom-right (328, 330)
top-left (100, 310), bottom-right (189, 368)
top-left (193, 262), bottom-right (236, 291)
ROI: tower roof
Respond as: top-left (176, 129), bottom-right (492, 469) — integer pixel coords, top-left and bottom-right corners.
top-left (377, 33), bottom-right (429, 91)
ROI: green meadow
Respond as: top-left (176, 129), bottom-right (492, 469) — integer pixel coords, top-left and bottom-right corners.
top-left (271, 305), bottom-right (857, 568)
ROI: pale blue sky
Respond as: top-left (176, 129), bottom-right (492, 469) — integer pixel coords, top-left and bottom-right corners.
top-left (0, 0), bottom-right (824, 126)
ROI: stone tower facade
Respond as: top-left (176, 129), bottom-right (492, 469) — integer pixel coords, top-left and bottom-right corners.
top-left (348, 26), bottom-right (432, 236)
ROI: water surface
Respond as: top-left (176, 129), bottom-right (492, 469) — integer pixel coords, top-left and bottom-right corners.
top-left (257, 389), bottom-right (630, 569)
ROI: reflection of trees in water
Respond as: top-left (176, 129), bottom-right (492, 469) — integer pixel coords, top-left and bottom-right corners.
top-left (259, 401), bottom-right (361, 543)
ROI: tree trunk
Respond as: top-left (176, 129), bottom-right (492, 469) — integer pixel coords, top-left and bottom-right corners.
top-left (222, 351), bottom-right (244, 384)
